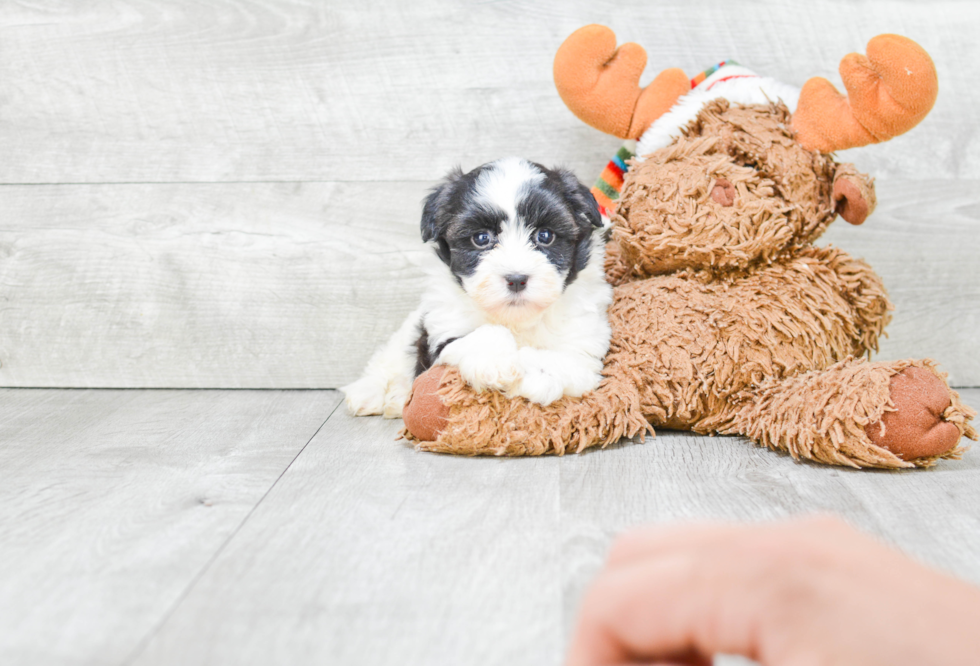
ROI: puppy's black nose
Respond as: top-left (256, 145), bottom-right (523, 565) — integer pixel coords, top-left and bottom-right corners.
top-left (505, 273), bottom-right (529, 293)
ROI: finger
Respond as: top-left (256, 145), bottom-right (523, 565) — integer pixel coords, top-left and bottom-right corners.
top-left (607, 515), bottom-right (853, 569)
top-left (566, 554), bottom-right (762, 665)
top-left (650, 650), bottom-right (713, 666)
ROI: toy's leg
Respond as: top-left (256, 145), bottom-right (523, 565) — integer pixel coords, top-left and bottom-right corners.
top-left (865, 366), bottom-right (975, 460)
top-left (705, 358), bottom-right (976, 469)
top-left (401, 365), bottom-right (650, 456)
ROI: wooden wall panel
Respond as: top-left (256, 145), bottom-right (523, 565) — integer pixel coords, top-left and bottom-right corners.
top-left (0, 181), bottom-right (428, 388)
top-left (0, 0), bottom-right (976, 386)
top-left (821, 180), bottom-right (980, 386)
top-left (0, 0), bottom-right (977, 183)
top-left (0, 179), bottom-right (976, 388)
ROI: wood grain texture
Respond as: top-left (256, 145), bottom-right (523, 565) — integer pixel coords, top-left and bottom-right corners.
top-left (0, 179), bottom-right (976, 388)
top-left (1, 6), bottom-right (976, 664)
top-left (0, 0), bottom-right (977, 184)
top-left (1, 388), bottom-right (976, 665)
top-left (124, 388), bottom-right (978, 666)
top-left (0, 388), bottom-right (340, 665)
top-left (0, 181), bottom-right (429, 388)
top-left (131, 401), bottom-right (562, 666)
top-left (0, 0), bottom-right (977, 388)
top-left (821, 179), bottom-right (980, 385)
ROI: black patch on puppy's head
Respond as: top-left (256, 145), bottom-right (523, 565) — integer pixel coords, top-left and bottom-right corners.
top-left (420, 164), bottom-right (507, 282)
top-left (519, 164), bottom-right (602, 286)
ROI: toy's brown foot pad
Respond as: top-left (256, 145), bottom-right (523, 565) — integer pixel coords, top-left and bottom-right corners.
top-left (865, 367), bottom-right (960, 460)
top-left (402, 366), bottom-right (450, 442)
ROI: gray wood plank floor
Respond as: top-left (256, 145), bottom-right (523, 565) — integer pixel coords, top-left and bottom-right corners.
top-left (4, 388), bottom-right (979, 666)
top-left (0, 389), bottom-right (342, 665)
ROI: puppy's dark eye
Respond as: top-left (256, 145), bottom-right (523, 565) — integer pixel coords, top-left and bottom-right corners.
top-left (472, 231), bottom-right (493, 248)
top-left (535, 229), bottom-right (555, 246)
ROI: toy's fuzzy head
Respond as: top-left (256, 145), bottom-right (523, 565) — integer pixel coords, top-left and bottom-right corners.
top-left (552, 27), bottom-right (937, 283)
top-left (421, 157), bottom-right (603, 325)
top-left (611, 100), bottom-right (876, 280)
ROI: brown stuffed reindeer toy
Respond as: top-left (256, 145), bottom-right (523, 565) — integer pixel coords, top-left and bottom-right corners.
top-left (399, 26), bottom-right (976, 468)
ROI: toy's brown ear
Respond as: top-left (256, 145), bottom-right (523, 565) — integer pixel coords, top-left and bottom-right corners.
top-left (833, 163), bottom-right (877, 225)
top-left (793, 34), bottom-right (938, 152)
top-left (554, 24), bottom-right (689, 140)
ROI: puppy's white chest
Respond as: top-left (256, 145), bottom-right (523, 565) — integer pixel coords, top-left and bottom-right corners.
top-left (508, 322), bottom-right (554, 350)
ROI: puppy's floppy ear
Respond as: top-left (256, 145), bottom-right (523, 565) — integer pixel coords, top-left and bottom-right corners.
top-left (553, 167), bottom-right (602, 231)
top-left (421, 167), bottom-right (464, 265)
top-left (549, 166), bottom-right (604, 286)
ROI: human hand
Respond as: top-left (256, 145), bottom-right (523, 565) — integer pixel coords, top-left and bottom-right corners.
top-left (566, 516), bottom-right (980, 665)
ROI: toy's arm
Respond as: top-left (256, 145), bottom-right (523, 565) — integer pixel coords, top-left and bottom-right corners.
top-left (402, 365), bottom-right (651, 455)
top-left (553, 25), bottom-right (689, 140)
top-left (793, 34), bottom-right (938, 152)
top-left (832, 162), bottom-right (877, 225)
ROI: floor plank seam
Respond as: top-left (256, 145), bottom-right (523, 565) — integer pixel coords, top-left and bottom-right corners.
top-left (118, 395), bottom-right (344, 666)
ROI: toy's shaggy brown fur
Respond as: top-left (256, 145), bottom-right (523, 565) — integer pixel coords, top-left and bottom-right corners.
top-left (403, 99), bottom-right (976, 468)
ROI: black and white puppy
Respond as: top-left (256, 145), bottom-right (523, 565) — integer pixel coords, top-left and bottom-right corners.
top-left (343, 157), bottom-right (612, 418)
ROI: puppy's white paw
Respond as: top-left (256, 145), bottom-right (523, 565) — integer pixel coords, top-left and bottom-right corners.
top-left (510, 348), bottom-right (603, 406)
top-left (511, 364), bottom-right (565, 405)
top-left (341, 376), bottom-right (386, 416)
top-left (440, 325), bottom-right (523, 394)
top-left (460, 354), bottom-right (523, 394)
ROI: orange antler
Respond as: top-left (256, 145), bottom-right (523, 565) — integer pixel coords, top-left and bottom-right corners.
top-left (793, 34), bottom-right (938, 153)
top-left (553, 25), bottom-right (689, 140)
